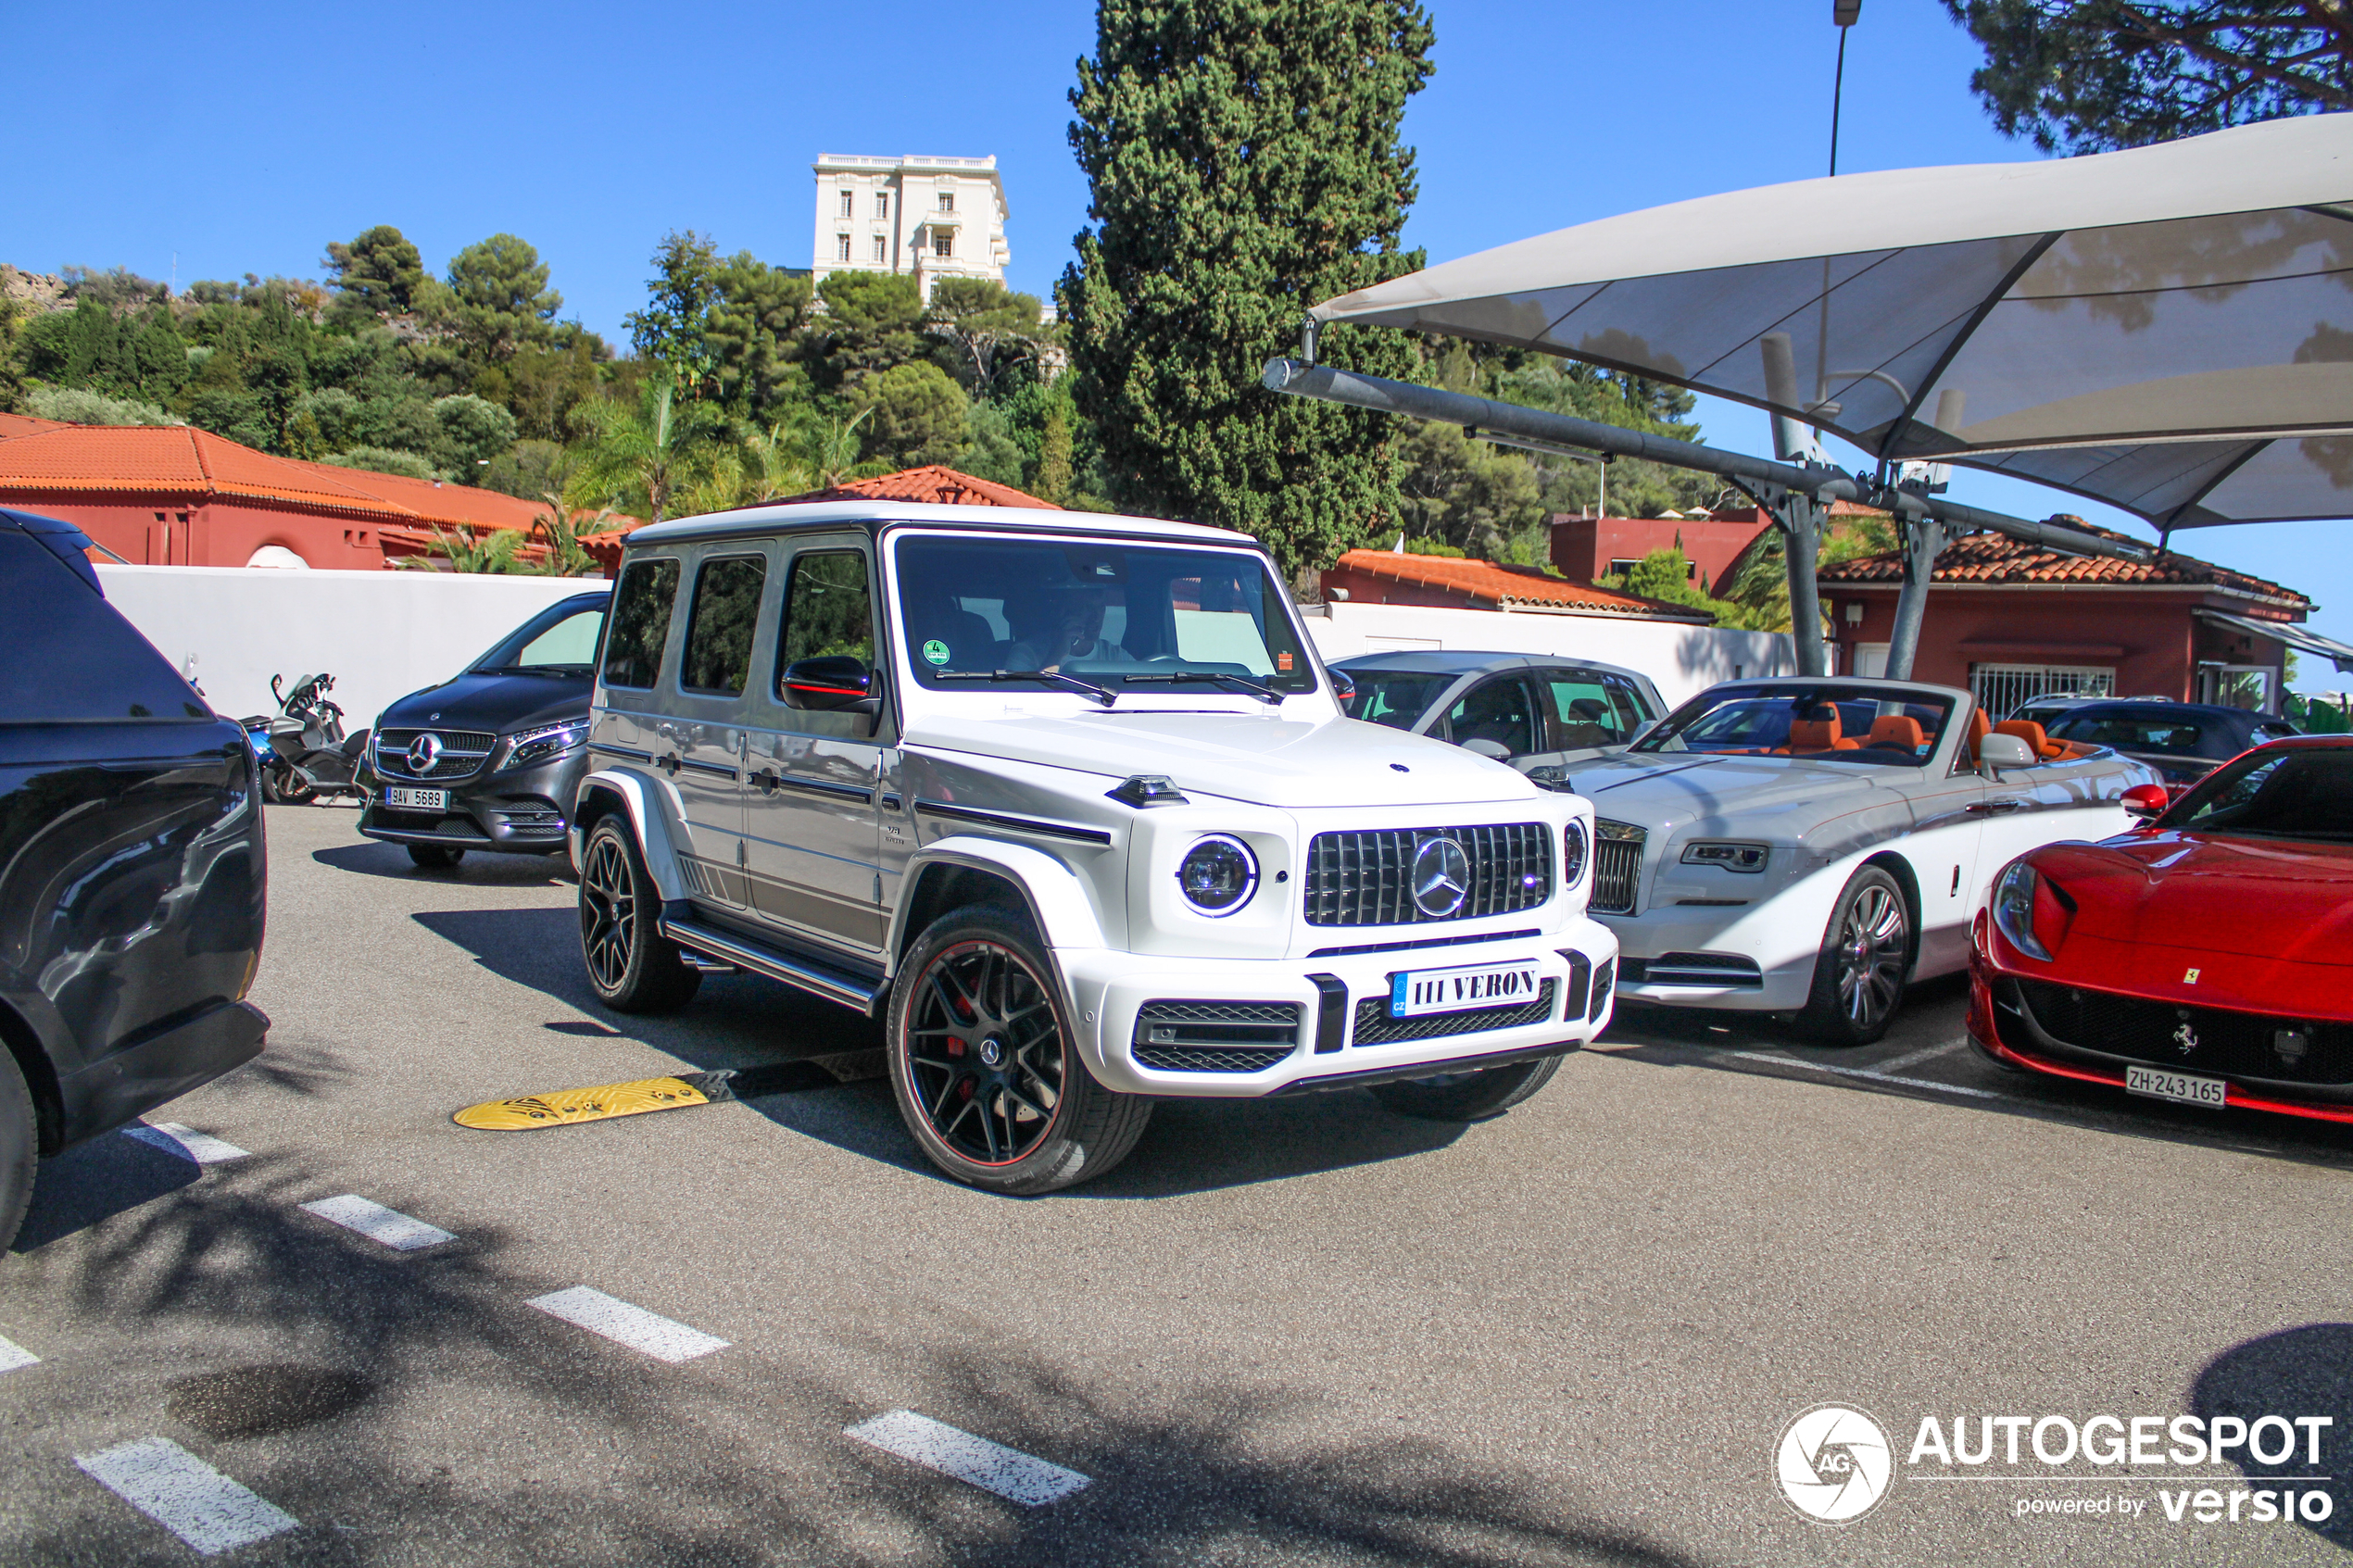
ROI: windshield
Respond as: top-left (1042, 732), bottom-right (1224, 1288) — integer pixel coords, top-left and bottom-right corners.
top-left (1345, 671), bottom-right (1451, 729)
top-left (1634, 683), bottom-right (1954, 765)
top-left (2050, 711), bottom-right (2221, 757)
top-left (473, 595), bottom-right (609, 676)
top-left (2163, 746), bottom-right (2353, 841)
top-left (892, 535), bottom-right (1317, 696)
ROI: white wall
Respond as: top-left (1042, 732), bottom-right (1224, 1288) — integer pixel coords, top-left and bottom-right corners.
top-left (97, 565), bottom-right (608, 730)
top-left (1304, 600), bottom-right (1794, 709)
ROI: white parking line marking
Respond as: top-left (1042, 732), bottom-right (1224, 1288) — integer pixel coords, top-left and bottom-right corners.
top-left (846, 1410), bottom-right (1091, 1507)
top-left (123, 1123), bottom-right (249, 1164)
top-left (298, 1195), bottom-right (454, 1251)
top-left (1873, 1038), bottom-right (1968, 1074)
top-left (1730, 1050), bottom-right (2011, 1101)
top-left (526, 1286), bottom-right (728, 1363)
top-left (74, 1436), bottom-right (298, 1555)
top-left (0, 1333), bottom-right (39, 1373)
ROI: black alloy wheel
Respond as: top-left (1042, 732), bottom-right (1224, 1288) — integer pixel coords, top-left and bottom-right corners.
top-left (1797, 865), bottom-right (1911, 1045)
top-left (577, 819), bottom-right (699, 1013)
top-left (887, 908), bottom-right (1151, 1195)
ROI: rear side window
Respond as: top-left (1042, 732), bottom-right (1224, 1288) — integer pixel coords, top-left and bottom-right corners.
top-left (2051, 713), bottom-right (2212, 755)
top-left (601, 558), bottom-right (681, 689)
top-left (1541, 671), bottom-right (1650, 745)
top-left (777, 551), bottom-right (875, 678)
top-left (680, 556), bottom-right (766, 696)
top-left (1344, 671), bottom-right (1448, 729)
top-left (0, 532), bottom-right (211, 723)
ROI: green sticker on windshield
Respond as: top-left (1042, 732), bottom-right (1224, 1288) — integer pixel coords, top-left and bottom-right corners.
top-left (922, 639), bottom-right (950, 666)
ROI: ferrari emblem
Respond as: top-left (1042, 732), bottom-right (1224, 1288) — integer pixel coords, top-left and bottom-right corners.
top-left (2183, 968), bottom-right (2200, 984)
top-left (2174, 1020), bottom-right (2199, 1055)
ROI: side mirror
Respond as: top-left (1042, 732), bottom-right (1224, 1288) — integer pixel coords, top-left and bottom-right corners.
top-left (1460, 737), bottom-right (1512, 760)
top-left (1977, 732), bottom-right (2035, 773)
top-left (2120, 783), bottom-right (2170, 821)
top-left (1328, 670), bottom-right (1356, 704)
top-left (782, 657), bottom-right (880, 719)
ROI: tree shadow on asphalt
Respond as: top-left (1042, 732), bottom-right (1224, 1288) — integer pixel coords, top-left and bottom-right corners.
top-left (309, 840), bottom-right (573, 886)
top-left (2, 1150), bottom-right (1705, 1567)
top-left (407, 907), bottom-right (1477, 1198)
top-left (11, 1130), bottom-right (200, 1252)
top-left (2192, 1323), bottom-right (2353, 1549)
top-left (1601, 984), bottom-right (2353, 1174)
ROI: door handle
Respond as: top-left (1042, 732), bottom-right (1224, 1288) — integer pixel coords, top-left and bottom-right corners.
top-left (1968, 798), bottom-right (2024, 815)
top-left (752, 767), bottom-right (781, 795)
top-left (660, 753), bottom-right (681, 777)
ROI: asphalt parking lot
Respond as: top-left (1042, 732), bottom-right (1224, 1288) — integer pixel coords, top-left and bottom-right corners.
top-left (4, 803), bottom-right (2349, 1566)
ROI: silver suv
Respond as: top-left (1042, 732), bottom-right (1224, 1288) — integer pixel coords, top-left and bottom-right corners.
top-left (571, 502), bottom-right (1617, 1193)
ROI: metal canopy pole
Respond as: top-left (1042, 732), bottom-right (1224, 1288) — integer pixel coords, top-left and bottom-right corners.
top-left (1882, 504), bottom-right (1946, 682)
top-left (1260, 358), bottom-right (2151, 565)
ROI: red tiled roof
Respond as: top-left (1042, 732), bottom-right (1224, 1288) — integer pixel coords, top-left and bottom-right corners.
top-left (1326, 549), bottom-right (1715, 621)
top-left (1816, 519), bottom-right (2309, 608)
top-left (0, 421), bottom-right (559, 533)
top-left (0, 412), bottom-right (72, 439)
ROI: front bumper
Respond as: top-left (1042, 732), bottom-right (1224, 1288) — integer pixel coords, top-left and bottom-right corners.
top-left (359, 749), bottom-right (588, 857)
top-left (1063, 917), bottom-right (1619, 1098)
top-left (1597, 903), bottom-right (1818, 1012)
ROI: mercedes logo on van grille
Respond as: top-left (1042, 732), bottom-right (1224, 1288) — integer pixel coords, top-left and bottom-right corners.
top-left (406, 734), bottom-right (443, 775)
top-left (1412, 834), bottom-right (1471, 918)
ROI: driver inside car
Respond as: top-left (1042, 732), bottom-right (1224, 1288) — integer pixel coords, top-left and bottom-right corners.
top-left (1005, 583), bottom-right (1135, 672)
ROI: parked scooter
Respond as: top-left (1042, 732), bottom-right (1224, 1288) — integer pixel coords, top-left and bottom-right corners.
top-left (251, 673), bottom-right (371, 805)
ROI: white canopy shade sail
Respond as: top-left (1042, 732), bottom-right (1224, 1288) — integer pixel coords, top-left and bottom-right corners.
top-left (1311, 116), bottom-right (2353, 531)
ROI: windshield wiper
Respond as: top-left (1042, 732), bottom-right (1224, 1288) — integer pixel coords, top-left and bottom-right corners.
top-left (1121, 671), bottom-right (1283, 706)
top-left (474, 664), bottom-right (592, 677)
top-left (935, 670), bottom-right (1116, 707)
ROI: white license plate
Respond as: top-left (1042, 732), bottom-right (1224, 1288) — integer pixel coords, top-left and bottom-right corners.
top-left (1390, 959), bottom-right (1544, 1018)
top-left (2125, 1063), bottom-right (2228, 1109)
top-left (384, 787), bottom-right (449, 811)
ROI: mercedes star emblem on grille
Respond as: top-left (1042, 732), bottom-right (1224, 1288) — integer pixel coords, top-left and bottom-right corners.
top-left (1411, 835), bottom-right (1471, 918)
top-left (407, 733), bottom-right (443, 774)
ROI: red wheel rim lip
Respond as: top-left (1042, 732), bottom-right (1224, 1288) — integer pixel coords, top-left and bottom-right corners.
top-left (901, 937), bottom-right (1066, 1168)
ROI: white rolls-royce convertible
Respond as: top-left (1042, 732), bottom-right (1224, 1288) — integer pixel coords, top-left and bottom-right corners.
top-left (1557, 677), bottom-right (2162, 1043)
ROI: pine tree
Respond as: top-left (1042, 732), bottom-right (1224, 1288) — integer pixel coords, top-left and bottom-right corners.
top-left (1062, 0), bottom-right (1435, 582)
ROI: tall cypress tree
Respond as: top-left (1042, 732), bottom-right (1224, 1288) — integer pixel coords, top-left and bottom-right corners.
top-left (1062, 0), bottom-right (1434, 582)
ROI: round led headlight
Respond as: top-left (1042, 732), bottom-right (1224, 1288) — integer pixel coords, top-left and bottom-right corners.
top-left (1562, 819), bottom-right (1589, 887)
top-left (1176, 834), bottom-right (1258, 915)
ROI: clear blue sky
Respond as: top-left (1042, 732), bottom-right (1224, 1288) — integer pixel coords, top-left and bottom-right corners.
top-left (9, 1), bottom-right (2346, 651)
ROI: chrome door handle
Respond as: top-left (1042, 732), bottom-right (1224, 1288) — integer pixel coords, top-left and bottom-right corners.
top-left (660, 753), bottom-right (681, 776)
top-left (1967, 798), bottom-right (2024, 815)
top-left (752, 767), bottom-right (781, 795)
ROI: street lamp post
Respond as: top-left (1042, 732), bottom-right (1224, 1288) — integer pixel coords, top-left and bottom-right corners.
top-left (1831, 1), bottom-right (1859, 176)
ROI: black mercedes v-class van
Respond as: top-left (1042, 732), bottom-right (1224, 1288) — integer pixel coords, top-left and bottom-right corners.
top-left (0, 508), bottom-right (270, 1248)
top-left (359, 589), bottom-right (610, 868)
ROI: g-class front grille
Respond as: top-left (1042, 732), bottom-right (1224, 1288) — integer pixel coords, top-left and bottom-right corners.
top-left (1353, 979), bottom-right (1558, 1045)
top-left (375, 728), bottom-right (497, 781)
top-left (1303, 823), bottom-right (1553, 927)
top-left (1590, 821), bottom-right (1646, 915)
top-left (1131, 1000), bottom-right (1302, 1073)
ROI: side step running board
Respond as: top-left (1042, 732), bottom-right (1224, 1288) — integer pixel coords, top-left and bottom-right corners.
top-left (659, 916), bottom-right (887, 1013)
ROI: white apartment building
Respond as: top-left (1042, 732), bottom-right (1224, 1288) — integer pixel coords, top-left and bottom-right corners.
top-left (812, 154), bottom-right (1009, 296)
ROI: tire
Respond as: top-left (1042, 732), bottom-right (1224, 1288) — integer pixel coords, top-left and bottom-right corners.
top-left (408, 844), bottom-right (465, 869)
top-left (1795, 865), bottom-right (1912, 1046)
top-left (577, 818), bottom-right (701, 1014)
top-left (269, 760), bottom-right (316, 806)
top-left (0, 1050), bottom-right (35, 1253)
top-left (1369, 1053), bottom-right (1564, 1122)
top-left (887, 907), bottom-right (1151, 1195)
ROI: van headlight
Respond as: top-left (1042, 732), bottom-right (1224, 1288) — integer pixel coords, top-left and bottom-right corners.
top-left (506, 721), bottom-right (587, 768)
top-left (1177, 834), bottom-right (1258, 915)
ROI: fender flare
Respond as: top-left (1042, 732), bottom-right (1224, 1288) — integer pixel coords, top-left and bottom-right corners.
top-left (889, 834), bottom-right (1110, 959)
top-left (569, 767), bottom-right (692, 905)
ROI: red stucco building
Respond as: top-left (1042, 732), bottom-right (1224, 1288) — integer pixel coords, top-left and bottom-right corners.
top-left (1816, 522), bottom-right (2318, 716)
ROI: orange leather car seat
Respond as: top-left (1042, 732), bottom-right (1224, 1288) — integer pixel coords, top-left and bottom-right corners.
top-left (1964, 707), bottom-right (1991, 763)
top-left (1867, 715), bottom-right (1926, 753)
top-left (1782, 706), bottom-right (1859, 753)
top-left (1994, 720), bottom-right (2066, 759)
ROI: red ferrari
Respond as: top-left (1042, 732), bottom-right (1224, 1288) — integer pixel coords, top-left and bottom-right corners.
top-left (1969, 734), bottom-right (2353, 1123)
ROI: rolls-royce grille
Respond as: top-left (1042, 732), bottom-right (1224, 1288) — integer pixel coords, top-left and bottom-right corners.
top-left (1131, 1000), bottom-right (1302, 1073)
top-left (1303, 823), bottom-right (1552, 927)
top-left (376, 728), bottom-right (497, 781)
top-left (2011, 979), bottom-right (2353, 1086)
top-left (1353, 980), bottom-right (1557, 1045)
top-left (1590, 821), bottom-right (1646, 915)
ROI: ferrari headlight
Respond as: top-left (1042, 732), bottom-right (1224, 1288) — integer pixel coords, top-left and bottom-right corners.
top-left (506, 721), bottom-right (587, 768)
top-left (1991, 859), bottom-right (2051, 961)
top-left (1680, 840), bottom-right (1769, 873)
top-left (1177, 834), bottom-right (1258, 915)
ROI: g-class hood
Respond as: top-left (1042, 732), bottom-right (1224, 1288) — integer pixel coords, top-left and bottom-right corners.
top-left (907, 710), bottom-right (1537, 809)
top-left (1562, 751), bottom-right (1911, 833)
top-left (377, 671), bottom-right (591, 736)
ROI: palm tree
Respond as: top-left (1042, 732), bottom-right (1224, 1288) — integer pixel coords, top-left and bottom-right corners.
top-left (526, 493), bottom-right (610, 577)
top-left (570, 379), bottom-right (727, 524)
top-left (390, 525), bottom-right (526, 573)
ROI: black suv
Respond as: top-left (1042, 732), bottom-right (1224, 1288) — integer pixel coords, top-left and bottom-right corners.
top-left (0, 508), bottom-right (269, 1248)
top-left (359, 589), bottom-right (609, 867)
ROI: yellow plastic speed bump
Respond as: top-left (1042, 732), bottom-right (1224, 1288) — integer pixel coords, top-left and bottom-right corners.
top-left (451, 1059), bottom-right (852, 1131)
